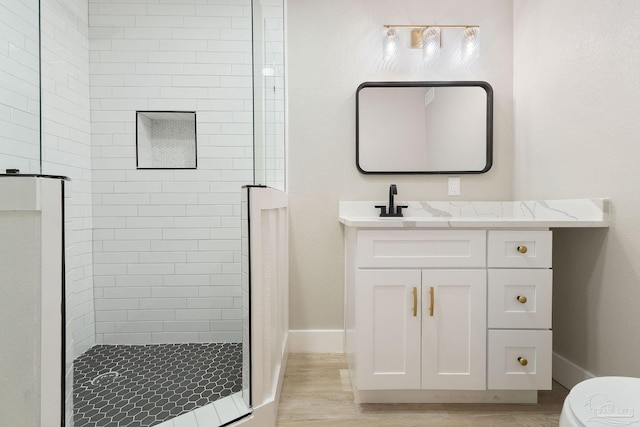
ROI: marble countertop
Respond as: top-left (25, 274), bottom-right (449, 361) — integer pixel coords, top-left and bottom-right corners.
top-left (339, 199), bottom-right (609, 228)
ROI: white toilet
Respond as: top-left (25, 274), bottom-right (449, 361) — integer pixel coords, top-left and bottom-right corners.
top-left (559, 376), bottom-right (640, 426)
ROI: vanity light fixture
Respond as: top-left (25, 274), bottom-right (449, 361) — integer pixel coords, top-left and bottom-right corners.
top-left (382, 24), bottom-right (480, 61)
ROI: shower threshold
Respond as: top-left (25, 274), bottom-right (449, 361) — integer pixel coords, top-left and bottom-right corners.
top-left (154, 391), bottom-right (250, 427)
top-left (73, 343), bottom-right (243, 426)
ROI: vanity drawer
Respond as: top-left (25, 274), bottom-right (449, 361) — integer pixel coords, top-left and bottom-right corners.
top-left (488, 231), bottom-right (552, 268)
top-left (487, 330), bottom-right (552, 390)
top-left (488, 269), bottom-right (552, 329)
top-left (356, 230), bottom-right (486, 268)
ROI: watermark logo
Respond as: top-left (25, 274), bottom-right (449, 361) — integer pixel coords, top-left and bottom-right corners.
top-left (584, 393), bottom-right (639, 426)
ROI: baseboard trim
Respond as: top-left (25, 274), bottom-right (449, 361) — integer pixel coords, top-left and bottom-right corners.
top-left (288, 329), bottom-right (344, 353)
top-left (552, 351), bottom-right (595, 390)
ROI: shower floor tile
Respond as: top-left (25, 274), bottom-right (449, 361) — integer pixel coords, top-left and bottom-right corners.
top-left (73, 343), bottom-right (242, 427)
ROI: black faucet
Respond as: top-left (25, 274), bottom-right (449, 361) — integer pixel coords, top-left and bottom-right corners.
top-left (388, 184), bottom-right (397, 214)
top-left (375, 184), bottom-right (408, 217)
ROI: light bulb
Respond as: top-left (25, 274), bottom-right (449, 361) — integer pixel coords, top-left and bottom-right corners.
top-left (422, 27), bottom-right (441, 60)
top-left (383, 27), bottom-right (398, 61)
top-left (462, 27), bottom-right (480, 61)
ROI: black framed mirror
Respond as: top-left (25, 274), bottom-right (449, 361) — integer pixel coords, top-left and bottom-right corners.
top-left (356, 81), bottom-right (493, 174)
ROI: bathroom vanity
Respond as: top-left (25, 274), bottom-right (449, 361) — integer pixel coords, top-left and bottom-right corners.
top-left (340, 199), bottom-right (608, 403)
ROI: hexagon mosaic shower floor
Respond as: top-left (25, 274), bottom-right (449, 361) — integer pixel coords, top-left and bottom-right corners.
top-left (73, 343), bottom-right (242, 426)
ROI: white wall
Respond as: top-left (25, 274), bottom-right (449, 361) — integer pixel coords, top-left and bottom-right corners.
top-left (513, 0), bottom-right (640, 377)
top-left (287, 0), bottom-right (514, 330)
top-left (89, 0), bottom-right (253, 344)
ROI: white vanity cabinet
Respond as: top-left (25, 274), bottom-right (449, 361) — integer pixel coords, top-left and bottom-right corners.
top-left (352, 230), bottom-right (489, 391)
top-left (341, 199), bottom-right (609, 403)
top-left (344, 227), bottom-right (553, 403)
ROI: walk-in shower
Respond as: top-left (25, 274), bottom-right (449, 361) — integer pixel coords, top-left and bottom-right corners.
top-left (0, 0), bottom-right (285, 425)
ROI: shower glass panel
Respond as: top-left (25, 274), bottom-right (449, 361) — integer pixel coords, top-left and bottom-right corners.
top-left (66, 0), bottom-right (258, 425)
top-left (0, 0), bottom-right (41, 174)
top-left (253, 0), bottom-right (286, 191)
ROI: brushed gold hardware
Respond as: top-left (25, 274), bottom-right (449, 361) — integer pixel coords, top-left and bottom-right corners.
top-left (517, 357), bottom-right (528, 366)
top-left (384, 24), bottom-right (479, 29)
top-left (429, 286), bottom-right (435, 317)
top-left (517, 295), bottom-right (528, 304)
top-left (412, 287), bottom-right (418, 317)
top-left (410, 29), bottom-right (425, 48)
top-left (517, 245), bottom-right (528, 254)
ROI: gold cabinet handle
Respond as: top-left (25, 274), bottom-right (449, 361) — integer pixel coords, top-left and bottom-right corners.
top-left (429, 286), bottom-right (434, 317)
top-left (517, 357), bottom-right (528, 366)
top-left (517, 295), bottom-right (528, 304)
top-left (517, 245), bottom-right (528, 254)
top-left (412, 287), bottom-right (418, 317)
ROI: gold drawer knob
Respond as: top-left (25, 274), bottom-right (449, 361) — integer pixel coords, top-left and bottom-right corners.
top-left (517, 295), bottom-right (528, 304)
top-left (517, 245), bottom-right (528, 254)
top-left (517, 357), bottom-right (528, 366)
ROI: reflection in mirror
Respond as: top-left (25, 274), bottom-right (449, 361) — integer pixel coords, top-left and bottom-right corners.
top-left (356, 81), bottom-right (492, 174)
top-left (0, 0), bottom-right (40, 174)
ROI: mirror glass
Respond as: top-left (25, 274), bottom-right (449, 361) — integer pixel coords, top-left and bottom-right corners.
top-left (0, 0), bottom-right (41, 174)
top-left (356, 81), bottom-right (492, 174)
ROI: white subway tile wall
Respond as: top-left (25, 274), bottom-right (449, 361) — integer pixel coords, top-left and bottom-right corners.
top-left (90, 0), bottom-right (253, 344)
top-left (0, 0), bottom-right (41, 173)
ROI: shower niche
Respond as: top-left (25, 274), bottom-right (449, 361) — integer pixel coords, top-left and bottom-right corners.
top-left (136, 111), bottom-right (197, 170)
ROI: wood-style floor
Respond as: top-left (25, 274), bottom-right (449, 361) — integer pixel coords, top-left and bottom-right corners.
top-left (276, 354), bottom-right (569, 427)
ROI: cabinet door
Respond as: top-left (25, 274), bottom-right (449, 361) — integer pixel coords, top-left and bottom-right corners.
top-left (356, 269), bottom-right (422, 390)
top-left (422, 270), bottom-right (487, 390)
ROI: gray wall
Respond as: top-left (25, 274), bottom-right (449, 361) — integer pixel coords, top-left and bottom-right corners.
top-left (513, 0), bottom-right (640, 377)
top-left (287, 0), bottom-right (514, 330)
